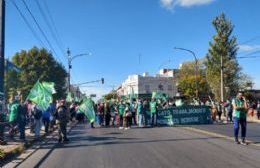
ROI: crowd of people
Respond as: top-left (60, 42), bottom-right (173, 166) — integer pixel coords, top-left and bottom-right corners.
top-left (1, 92), bottom-right (260, 145)
top-left (1, 97), bottom-right (71, 143)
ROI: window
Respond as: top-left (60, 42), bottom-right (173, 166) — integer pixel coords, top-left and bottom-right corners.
top-left (158, 84), bottom-right (164, 91)
top-left (145, 85), bottom-right (150, 93)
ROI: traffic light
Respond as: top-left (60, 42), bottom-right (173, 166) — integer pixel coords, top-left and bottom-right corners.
top-left (101, 78), bottom-right (104, 84)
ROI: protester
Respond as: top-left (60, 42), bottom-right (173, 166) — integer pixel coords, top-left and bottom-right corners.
top-left (131, 99), bottom-right (137, 125)
top-left (33, 105), bottom-right (42, 139)
top-left (137, 99), bottom-right (144, 127)
top-left (143, 99), bottom-right (149, 126)
top-left (257, 101), bottom-right (260, 120)
top-left (150, 98), bottom-right (157, 127)
top-left (123, 103), bottom-right (132, 130)
top-left (42, 107), bottom-right (51, 133)
top-left (54, 100), bottom-right (69, 143)
top-left (17, 100), bottom-right (27, 141)
top-left (8, 97), bottom-right (19, 138)
top-left (118, 100), bottom-right (125, 129)
top-left (104, 102), bottom-right (111, 127)
top-left (232, 91), bottom-right (248, 145)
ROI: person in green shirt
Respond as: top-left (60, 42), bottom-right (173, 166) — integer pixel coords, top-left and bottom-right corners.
top-left (150, 98), bottom-right (158, 127)
top-left (117, 101), bottom-right (126, 129)
top-left (232, 91), bottom-right (248, 145)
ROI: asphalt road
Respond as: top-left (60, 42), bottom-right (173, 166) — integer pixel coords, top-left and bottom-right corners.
top-left (3, 123), bottom-right (260, 168)
top-left (191, 122), bottom-right (260, 144)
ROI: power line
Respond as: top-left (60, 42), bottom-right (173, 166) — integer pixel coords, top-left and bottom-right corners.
top-left (35, 0), bottom-right (66, 57)
top-left (21, 0), bottom-right (61, 62)
top-left (42, 0), bottom-right (66, 56)
top-left (10, 0), bottom-right (46, 48)
top-left (240, 35), bottom-right (260, 45)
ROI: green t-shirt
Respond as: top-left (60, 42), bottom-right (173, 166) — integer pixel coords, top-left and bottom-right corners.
top-left (150, 101), bottom-right (157, 113)
top-left (118, 104), bottom-right (126, 116)
top-left (232, 98), bottom-right (247, 119)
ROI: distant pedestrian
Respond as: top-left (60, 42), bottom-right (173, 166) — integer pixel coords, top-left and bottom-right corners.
top-left (232, 91), bottom-right (248, 145)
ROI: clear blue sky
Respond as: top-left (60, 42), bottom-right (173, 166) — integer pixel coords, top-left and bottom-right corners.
top-left (5, 0), bottom-right (260, 97)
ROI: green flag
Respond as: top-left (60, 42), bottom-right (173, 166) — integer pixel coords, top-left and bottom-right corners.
top-left (42, 82), bottom-right (56, 94)
top-left (27, 81), bottom-right (53, 111)
top-left (79, 97), bottom-right (95, 123)
top-left (66, 92), bottom-right (73, 103)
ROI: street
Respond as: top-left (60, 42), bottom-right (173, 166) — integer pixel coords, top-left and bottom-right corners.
top-left (3, 123), bottom-right (260, 168)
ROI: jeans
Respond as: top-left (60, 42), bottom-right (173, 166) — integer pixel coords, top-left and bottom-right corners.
top-left (42, 118), bottom-right (50, 133)
top-left (150, 113), bottom-right (157, 126)
top-left (138, 114), bottom-right (143, 127)
top-left (34, 119), bottom-right (42, 138)
top-left (233, 117), bottom-right (247, 141)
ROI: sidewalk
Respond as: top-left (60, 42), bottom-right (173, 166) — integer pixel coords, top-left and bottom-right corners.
top-left (0, 121), bottom-right (76, 162)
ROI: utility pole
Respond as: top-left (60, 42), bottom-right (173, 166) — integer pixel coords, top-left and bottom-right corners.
top-left (67, 48), bottom-right (71, 92)
top-left (67, 48), bottom-right (92, 93)
top-left (220, 55), bottom-right (224, 102)
top-left (0, 0), bottom-right (5, 143)
top-left (0, 0), bottom-right (5, 99)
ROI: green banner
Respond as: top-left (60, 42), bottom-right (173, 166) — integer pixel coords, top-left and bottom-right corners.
top-left (157, 106), bottom-right (212, 125)
top-left (79, 97), bottom-right (96, 123)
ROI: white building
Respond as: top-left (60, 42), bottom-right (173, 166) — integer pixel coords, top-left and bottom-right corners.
top-left (117, 69), bottom-right (178, 98)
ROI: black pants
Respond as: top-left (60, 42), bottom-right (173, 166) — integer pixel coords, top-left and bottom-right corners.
top-left (105, 114), bottom-right (111, 126)
top-left (132, 112), bottom-right (137, 125)
top-left (58, 122), bottom-right (67, 141)
top-left (151, 113), bottom-right (157, 126)
top-left (126, 116), bottom-right (132, 128)
top-left (119, 115), bottom-right (123, 127)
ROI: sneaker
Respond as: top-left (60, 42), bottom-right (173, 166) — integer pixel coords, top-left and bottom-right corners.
top-left (235, 140), bottom-right (240, 144)
top-left (241, 141), bottom-right (248, 145)
top-left (124, 127), bottom-right (128, 130)
top-left (119, 127), bottom-right (123, 130)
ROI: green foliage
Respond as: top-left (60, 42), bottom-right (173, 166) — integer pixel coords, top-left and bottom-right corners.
top-left (178, 60), bottom-right (210, 99)
top-left (5, 47), bottom-right (67, 101)
top-left (206, 13), bottom-right (241, 101)
top-left (104, 91), bottom-right (118, 100)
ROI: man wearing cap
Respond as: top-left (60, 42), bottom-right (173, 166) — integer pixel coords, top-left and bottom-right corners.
top-left (232, 91), bottom-right (248, 145)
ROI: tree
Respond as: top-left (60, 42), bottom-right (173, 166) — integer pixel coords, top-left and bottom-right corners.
top-left (178, 60), bottom-right (210, 99)
top-left (206, 13), bottom-right (241, 101)
top-left (104, 91), bottom-right (118, 101)
top-left (5, 47), bottom-right (67, 101)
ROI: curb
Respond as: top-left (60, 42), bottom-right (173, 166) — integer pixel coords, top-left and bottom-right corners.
top-left (0, 121), bottom-right (77, 165)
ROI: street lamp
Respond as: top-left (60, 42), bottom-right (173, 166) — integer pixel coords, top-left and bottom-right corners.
top-left (174, 47), bottom-right (199, 99)
top-left (67, 48), bottom-right (92, 92)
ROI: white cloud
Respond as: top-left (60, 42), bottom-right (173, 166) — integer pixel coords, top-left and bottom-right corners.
top-left (238, 44), bottom-right (260, 52)
top-left (160, 0), bottom-right (215, 10)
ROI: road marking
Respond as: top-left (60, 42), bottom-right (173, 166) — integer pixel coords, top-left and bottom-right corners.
top-left (182, 127), bottom-right (260, 147)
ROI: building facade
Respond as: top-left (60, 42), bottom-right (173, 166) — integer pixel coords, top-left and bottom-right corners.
top-left (117, 69), bottom-right (178, 98)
